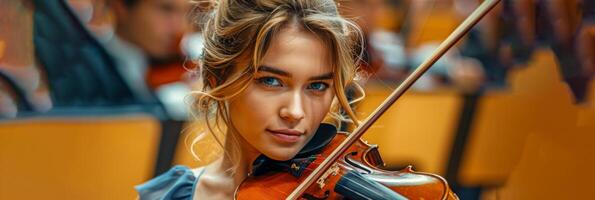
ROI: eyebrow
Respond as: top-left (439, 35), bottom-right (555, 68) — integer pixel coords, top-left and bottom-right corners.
top-left (258, 66), bottom-right (290, 77)
top-left (258, 65), bottom-right (333, 81)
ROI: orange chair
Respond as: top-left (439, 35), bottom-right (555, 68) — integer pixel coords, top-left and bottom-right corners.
top-left (457, 49), bottom-right (595, 199)
top-left (0, 113), bottom-right (161, 200)
top-left (356, 83), bottom-right (464, 175)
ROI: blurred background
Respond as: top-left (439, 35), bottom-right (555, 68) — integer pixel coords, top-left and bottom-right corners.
top-left (0, 0), bottom-right (593, 199)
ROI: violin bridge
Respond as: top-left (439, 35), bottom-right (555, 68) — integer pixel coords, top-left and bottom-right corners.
top-left (316, 164), bottom-right (340, 189)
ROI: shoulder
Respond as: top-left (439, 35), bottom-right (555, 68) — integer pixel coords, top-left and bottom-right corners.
top-left (135, 165), bottom-right (205, 200)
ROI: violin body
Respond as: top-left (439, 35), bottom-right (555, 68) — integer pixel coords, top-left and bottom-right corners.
top-left (236, 133), bottom-right (458, 199)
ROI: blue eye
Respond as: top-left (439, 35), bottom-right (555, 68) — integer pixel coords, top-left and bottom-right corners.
top-left (257, 77), bottom-right (282, 87)
top-left (307, 82), bottom-right (329, 91)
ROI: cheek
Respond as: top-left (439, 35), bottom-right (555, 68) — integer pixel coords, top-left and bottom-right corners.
top-left (229, 88), bottom-right (275, 132)
top-left (305, 93), bottom-right (334, 126)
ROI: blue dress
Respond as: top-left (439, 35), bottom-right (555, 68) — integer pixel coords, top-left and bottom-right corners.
top-left (135, 166), bottom-right (205, 200)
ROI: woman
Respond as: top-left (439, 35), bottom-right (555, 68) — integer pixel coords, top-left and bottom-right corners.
top-left (136, 0), bottom-right (364, 199)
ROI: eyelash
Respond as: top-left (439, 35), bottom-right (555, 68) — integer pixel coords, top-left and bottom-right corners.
top-left (307, 82), bottom-right (330, 92)
top-left (256, 77), bottom-right (283, 87)
top-left (255, 76), bottom-right (330, 92)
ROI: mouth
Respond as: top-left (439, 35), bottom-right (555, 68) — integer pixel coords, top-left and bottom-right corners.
top-left (267, 129), bottom-right (304, 143)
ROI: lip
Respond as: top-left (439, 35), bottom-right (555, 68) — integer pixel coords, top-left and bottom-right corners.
top-left (267, 129), bottom-right (304, 143)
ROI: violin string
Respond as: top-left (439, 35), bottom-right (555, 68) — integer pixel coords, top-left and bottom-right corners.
top-left (312, 171), bottom-right (395, 198)
top-left (340, 178), bottom-right (388, 198)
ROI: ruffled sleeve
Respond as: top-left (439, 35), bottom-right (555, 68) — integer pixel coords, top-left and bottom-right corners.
top-left (135, 165), bottom-right (201, 200)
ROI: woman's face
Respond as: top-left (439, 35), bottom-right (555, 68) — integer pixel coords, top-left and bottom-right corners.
top-left (229, 26), bottom-right (334, 161)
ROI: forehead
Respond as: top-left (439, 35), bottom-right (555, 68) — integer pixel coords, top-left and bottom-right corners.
top-left (259, 26), bottom-right (332, 77)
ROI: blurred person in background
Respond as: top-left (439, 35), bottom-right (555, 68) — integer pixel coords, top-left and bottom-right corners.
top-left (453, 0), bottom-right (515, 88)
top-left (106, 0), bottom-right (194, 119)
top-left (397, 0), bottom-right (486, 91)
top-left (367, 0), bottom-right (409, 81)
top-left (536, 0), bottom-right (589, 102)
top-left (409, 42), bottom-right (486, 92)
top-left (455, 0), bottom-right (594, 101)
top-left (339, 0), bottom-right (486, 91)
top-left (0, 0), bottom-right (52, 118)
top-left (576, 0), bottom-right (594, 88)
top-left (67, 0), bottom-right (115, 42)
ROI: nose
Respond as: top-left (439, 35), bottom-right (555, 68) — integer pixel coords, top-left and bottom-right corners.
top-left (280, 91), bottom-right (305, 123)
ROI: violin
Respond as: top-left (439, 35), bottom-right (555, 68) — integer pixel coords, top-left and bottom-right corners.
top-left (238, 129), bottom-right (458, 199)
top-left (236, 0), bottom-right (501, 199)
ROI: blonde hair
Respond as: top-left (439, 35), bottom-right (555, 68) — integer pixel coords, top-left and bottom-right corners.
top-left (187, 0), bottom-right (364, 173)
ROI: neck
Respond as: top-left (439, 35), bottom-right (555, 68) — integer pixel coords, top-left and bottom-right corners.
top-left (201, 130), bottom-right (261, 197)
